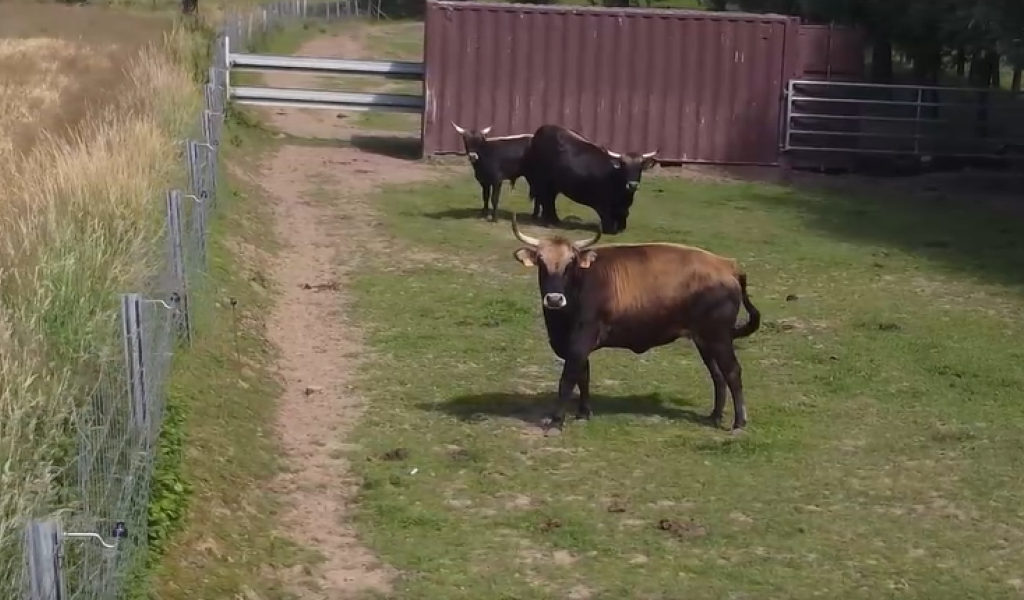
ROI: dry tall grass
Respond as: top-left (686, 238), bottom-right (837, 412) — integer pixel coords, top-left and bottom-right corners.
top-left (0, 24), bottom-right (201, 595)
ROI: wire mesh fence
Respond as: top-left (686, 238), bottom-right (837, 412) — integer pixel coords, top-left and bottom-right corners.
top-left (14, 1), bottom-right (353, 598)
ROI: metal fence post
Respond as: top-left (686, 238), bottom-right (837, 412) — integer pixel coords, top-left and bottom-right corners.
top-left (202, 110), bottom-right (219, 203)
top-left (25, 520), bottom-right (65, 600)
top-left (121, 293), bottom-right (147, 432)
top-left (185, 139), bottom-right (202, 201)
top-left (166, 191), bottom-right (192, 343)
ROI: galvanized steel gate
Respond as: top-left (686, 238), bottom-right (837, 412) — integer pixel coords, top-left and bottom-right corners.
top-left (783, 79), bottom-right (1024, 160)
top-left (226, 40), bottom-right (425, 113)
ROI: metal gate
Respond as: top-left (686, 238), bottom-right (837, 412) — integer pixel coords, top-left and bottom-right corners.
top-left (784, 79), bottom-right (1024, 159)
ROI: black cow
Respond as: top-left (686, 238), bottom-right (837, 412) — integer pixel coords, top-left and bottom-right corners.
top-left (451, 122), bottom-right (540, 222)
top-left (520, 124), bottom-right (658, 235)
top-left (509, 214), bottom-right (761, 432)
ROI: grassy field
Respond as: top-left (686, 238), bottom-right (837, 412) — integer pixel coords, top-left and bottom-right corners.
top-left (343, 169), bottom-right (1024, 598)
top-left (0, 2), bottom-right (173, 157)
top-left (0, 2), bottom-right (206, 596)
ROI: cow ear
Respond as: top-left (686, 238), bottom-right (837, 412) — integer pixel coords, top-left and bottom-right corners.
top-left (513, 247), bottom-right (538, 267)
top-left (643, 157), bottom-right (659, 171)
top-left (578, 250), bottom-right (597, 269)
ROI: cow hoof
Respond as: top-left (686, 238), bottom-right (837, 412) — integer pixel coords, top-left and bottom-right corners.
top-left (730, 427), bottom-right (746, 436)
top-left (704, 413), bottom-right (724, 429)
top-left (541, 415), bottom-right (566, 432)
top-left (486, 214), bottom-right (496, 223)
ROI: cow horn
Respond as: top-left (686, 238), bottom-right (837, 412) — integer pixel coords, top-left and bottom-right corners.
top-left (606, 149), bottom-right (622, 159)
top-left (451, 121), bottom-right (467, 135)
top-left (480, 125), bottom-right (492, 136)
top-left (641, 150), bottom-right (658, 159)
top-left (511, 213), bottom-right (541, 246)
top-left (574, 223), bottom-right (602, 250)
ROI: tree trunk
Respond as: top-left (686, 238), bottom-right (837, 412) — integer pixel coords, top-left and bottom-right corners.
top-left (1012, 67), bottom-right (1022, 93)
top-left (870, 38), bottom-right (893, 84)
top-left (911, 47), bottom-right (942, 85)
top-left (986, 52), bottom-right (1001, 88)
top-left (969, 53), bottom-right (987, 86)
top-left (955, 47), bottom-right (966, 76)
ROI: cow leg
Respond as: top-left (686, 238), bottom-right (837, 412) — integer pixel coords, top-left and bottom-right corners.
top-left (545, 357), bottom-right (585, 431)
top-left (710, 337), bottom-right (747, 432)
top-left (541, 193), bottom-right (561, 227)
top-left (530, 188), bottom-right (542, 220)
top-left (575, 359), bottom-right (592, 420)
top-left (694, 339), bottom-right (727, 428)
top-left (479, 183), bottom-right (491, 218)
top-left (489, 181), bottom-right (503, 222)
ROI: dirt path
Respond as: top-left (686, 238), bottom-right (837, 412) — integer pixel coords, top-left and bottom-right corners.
top-left (257, 32), bottom-right (447, 599)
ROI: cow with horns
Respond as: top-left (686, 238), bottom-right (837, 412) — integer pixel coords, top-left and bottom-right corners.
top-left (509, 214), bottom-right (761, 432)
top-left (451, 122), bottom-right (540, 223)
top-left (520, 124), bottom-right (658, 235)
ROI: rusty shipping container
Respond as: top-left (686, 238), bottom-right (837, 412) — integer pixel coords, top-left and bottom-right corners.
top-left (423, 1), bottom-right (805, 165)
top-left (797, 24), bottom-right (866, 81)
top-left (788, 24), bottom-right (867, 162)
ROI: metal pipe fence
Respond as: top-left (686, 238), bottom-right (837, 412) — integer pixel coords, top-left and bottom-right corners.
top-left (16, 2), bottom-right (352, 598)
top-left (784, 78), bottom-right (1024, 158)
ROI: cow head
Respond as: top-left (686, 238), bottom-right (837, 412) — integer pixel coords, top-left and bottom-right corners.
top-left (451, 121), bottom-right (493, 163)
top-left (510, 213), bottom-right (602, 311)
top-left (605, 149), bottom-right (659, 192)
top-left (601, 149), bottom-right (657, 234)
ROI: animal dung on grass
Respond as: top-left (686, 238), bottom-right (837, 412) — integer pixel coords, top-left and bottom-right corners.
top-left (657, 518), bottom-right (709, 540)
top-left (379, 447), bottom-right (409, 461)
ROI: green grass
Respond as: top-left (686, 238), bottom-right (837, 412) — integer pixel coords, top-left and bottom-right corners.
top-left (361, 19), bottom-right (423, 60)
top-left (351, 110), bottom-right (420, 132)
top-left (345, 171), bottom-right (1024, 599)
top-left (145, 112), bottom-right (309, 600)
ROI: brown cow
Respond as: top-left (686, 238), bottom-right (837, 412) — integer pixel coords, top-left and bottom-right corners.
top-left (510, 214), bottom-right (761, 432)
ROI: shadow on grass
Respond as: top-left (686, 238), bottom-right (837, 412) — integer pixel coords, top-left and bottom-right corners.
top-left (420, 208), bottom-right (598, 233)
top-left (349, 133), bottom-right (422, 160)
top-left (421, 391), bottom-right (710, 428)
top-left (696, 163), bottom-right (1024, 294)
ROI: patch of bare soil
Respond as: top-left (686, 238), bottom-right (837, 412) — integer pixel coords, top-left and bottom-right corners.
top-left (258, 34), bottom-right (441, 598)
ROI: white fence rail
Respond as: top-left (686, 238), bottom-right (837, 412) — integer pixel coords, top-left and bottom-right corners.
top-left (231, 85), bottom-right (424, 112)
top-left (228, 52), bottom-right (424, 78)
top-left (224, 15), bottom-right (426, 113)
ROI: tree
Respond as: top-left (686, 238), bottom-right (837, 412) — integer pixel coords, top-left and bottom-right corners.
top-left (704, 0), bottom-right (1024, 88)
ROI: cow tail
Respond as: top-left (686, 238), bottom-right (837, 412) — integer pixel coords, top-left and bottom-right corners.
top-left (732, 272), bottom-right (762, 339)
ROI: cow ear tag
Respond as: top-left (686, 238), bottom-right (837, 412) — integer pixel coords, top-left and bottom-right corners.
top-left (578, 250), bottom-right (597, 269)
top-left (513, 247), bottom-right (537, 267)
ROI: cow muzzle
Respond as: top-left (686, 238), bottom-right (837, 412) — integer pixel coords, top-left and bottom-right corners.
top-left (625, 181), bottom-right (640, 192)
top-left (468, 152), bottom-right (480, 162)
top-left (542, 293), bottom-right (567, 310)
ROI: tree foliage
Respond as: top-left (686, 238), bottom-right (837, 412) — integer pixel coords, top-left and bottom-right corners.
top-left (702, 0), bottom-right (1024, 88)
